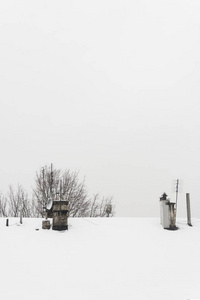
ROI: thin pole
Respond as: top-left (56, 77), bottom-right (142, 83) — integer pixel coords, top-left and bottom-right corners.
top-left (59, 179), bottom-right (62, 230)
top-left (42, 167), bottom-right (45, 218)
top-left (50, 163), bottom-right (53, 196)
top-left (175, 179), bottom-right (179, 219)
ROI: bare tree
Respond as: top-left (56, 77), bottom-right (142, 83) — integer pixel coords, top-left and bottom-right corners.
top-left (7, 185), bottom-right (20, 217)
top-left (33, 167), bottom-right (60, 216)
top-left (7, 185), bottom-right (31, 217)
top-left (89, 194), bottom-right (115, 217)
top-left (0, 166), bottom-right (115, 218)
top-left (33, 165), bottom-right (115, 217)
top-left (0, 192), bottom-right (8, 217)
top-left (20, 187), bottom-right (31, 217)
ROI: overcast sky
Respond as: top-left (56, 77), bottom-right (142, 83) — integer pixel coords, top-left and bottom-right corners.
top-left (0, 0), bottom-right (200, 217)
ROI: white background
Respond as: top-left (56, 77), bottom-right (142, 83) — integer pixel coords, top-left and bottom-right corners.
top-left (0, 0), bottom-right (200, 216)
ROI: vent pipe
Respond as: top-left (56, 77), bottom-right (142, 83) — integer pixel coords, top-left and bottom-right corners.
top-left (186, 193), bottom-right (192, 227)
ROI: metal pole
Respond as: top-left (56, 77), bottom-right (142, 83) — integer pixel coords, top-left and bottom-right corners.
top-left (50, 163), bottom-right (53, 197)
top-left (175, 179), bottom-right (179, 219)
top-left (42, 167), bottom-right (45, 218)
top-left (59, 179), bottom-right (62, 230)
top-left (186, 193), bottom-right (192, 226)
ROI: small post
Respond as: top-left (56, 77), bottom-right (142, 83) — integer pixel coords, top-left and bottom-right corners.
top-left (6, 219), bottom-right (9, 226)
top-left (20, 210), bottom-right (23, 224)
top-left (42, 219), bottom-right (51, 230)
top-left (106, 205), bottom-right (112, 217)
top-left (186, 193), bottom-right (192, 226)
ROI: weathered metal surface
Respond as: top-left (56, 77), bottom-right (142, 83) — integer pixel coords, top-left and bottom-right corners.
top-left (160, 193), bottom-right (177, 230)
top-left (52, 201), bottom-right (69, 231)
top-left (47, 200), bottom-right (69, 218)
top-left (52, 214), bottom-right (68, 230)
top-left (42, 220), bottom-right (51, 230)
top-left (168, 203), bottom-right (176, 229)
top-left (52, 201), bottom-right (68, 212)
top-left (160, 199), bottom-right (170, 228)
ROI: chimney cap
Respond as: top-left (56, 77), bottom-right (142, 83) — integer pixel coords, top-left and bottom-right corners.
top-left (160, 192), bottom-right (168, 201)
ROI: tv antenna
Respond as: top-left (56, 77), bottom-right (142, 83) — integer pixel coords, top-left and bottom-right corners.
top-left (175, 179), bottom-right (179, 219)
top-left (46, 163), bottom-right (54, 211)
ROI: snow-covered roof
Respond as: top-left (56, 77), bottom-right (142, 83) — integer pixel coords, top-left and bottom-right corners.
top-left (1, 217), bottom-right (200, 300)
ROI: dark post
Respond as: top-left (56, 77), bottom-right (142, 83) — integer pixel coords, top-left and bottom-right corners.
top-left (6, 219), bottom-right (9, 226)
top-left (20, 210), bottom-right (23, 224)
top-left (106, 205), bottom-right (112, 217)
top-left (186, 193), bottom-right (192, 226)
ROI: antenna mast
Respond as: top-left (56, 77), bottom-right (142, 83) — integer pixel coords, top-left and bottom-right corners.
top-left (59, 179), bottom-right (63, 230)
top-left (50, 163), bottom-right (53, 197)
top-left (175, 179), bottom-right (179, 219)
top-left (42, 167), bottom-right (45, 217)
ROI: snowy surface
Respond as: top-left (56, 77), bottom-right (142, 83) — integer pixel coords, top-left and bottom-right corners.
top-left (1, 217), bottom-right (200, 300)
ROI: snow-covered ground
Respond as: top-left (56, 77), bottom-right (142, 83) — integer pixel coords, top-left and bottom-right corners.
top-left (1, 217), bottom-right (200, 300)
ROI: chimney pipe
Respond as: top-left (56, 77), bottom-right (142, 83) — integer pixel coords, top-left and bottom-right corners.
top-left (186, 193), bottom-right (192, 227)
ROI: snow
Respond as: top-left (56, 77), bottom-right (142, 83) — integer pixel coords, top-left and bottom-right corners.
top-left (1, 217), bottom-right (200, 300)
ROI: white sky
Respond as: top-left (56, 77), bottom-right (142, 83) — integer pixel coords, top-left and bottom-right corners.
top-left (0, 0), bottom-right (200, 217)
